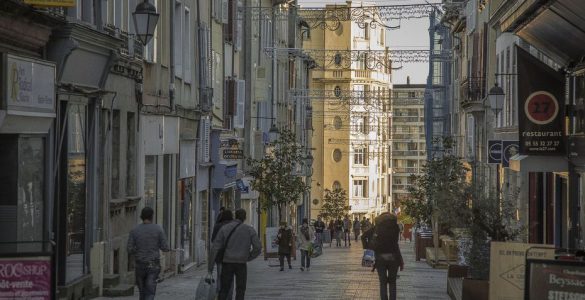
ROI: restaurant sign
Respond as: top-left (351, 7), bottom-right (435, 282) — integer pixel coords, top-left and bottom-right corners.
top-left (219, 137), bottom-right (244, 161)
top-left (0, 256), bottom-right (52, 299)
top-left (4, 54), bottom-right (55, 115)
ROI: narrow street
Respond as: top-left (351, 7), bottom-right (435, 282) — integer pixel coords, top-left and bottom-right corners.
top-left (97, 240), bottom-right (448, 300)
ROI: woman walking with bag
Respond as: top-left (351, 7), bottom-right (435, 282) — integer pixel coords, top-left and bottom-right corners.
top-left (373, 213), bottom-right (404, 300)
top-left (297, 218), bottom-right (315, 271)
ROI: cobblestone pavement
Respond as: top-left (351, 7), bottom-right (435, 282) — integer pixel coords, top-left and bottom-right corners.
top-left (96, 240), bottom-right (448, 300)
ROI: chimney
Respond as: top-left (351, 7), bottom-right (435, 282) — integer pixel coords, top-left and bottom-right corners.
top-left (406, 76), bottom-right (410, 85)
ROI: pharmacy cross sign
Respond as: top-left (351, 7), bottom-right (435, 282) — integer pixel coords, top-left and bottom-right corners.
top-left (524, 91), bottom-right (559, 125)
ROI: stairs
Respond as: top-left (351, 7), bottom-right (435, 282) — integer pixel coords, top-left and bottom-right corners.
top-left (102, 274), bottom-right (134, 297)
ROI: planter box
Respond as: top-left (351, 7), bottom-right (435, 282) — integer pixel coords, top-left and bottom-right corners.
top-left (462, 278), bottom-right (488, 300)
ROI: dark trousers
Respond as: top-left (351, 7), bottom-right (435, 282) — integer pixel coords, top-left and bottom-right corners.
top-left (376, 261), bottom-right (399, 300)
top-left (219, 263), bottom-right (247, 300)
top-left (344, 230), bottom-right (351, 246)
top-left (354, 229), bottom-right (360, 241)
top-left (300, 250), bottom-right (311, 268)
top-left (135, 261), bottom-right (161, 300)
top-left (279, 253), bottom-right (291, 269)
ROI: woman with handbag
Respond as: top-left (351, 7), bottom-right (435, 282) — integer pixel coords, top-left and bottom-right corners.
top-left (297, 218), bottom-right (315, 271)
top-left (373, 213), bottom-right (404, 300)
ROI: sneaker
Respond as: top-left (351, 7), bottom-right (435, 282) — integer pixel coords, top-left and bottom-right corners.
top-left (300, 267), bottom-right (305, 271)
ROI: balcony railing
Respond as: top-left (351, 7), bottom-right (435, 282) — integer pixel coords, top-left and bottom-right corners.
top-left (392, 167), bottom-right (419, 173)
top-left (392, 150), bottom-right (423, 157)
top-left (460, 77), bottom-right (486, 104)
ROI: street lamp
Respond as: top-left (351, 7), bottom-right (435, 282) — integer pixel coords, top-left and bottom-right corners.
top-left (269, 123), bottom-right (279, 142)
top-left (132, 0), bottom-right (160, 45)
top-left (488, 82), bottom-right (505, 114)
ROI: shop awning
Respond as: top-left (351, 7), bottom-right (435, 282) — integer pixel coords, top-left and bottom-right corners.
top-left (503, 0), bottom-right (585, 65)
top-left (509, 154), bottom-right (568, 172)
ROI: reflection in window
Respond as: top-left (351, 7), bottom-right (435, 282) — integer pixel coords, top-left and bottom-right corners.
top-left (17, 137), bottom-right (44, 253)
top-left (66, 103), bottom-right (86, 282)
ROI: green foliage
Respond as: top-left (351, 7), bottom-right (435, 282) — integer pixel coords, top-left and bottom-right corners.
top-left (402, 137), bottom-right (472, 228)
top-left (247, 129), bottom-right (309, 221)
top-left (320, 188), bottom-right (349, 221)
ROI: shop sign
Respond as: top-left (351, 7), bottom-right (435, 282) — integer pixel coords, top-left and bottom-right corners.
top-left (488, 140), bottom-right (502, 164)
top-left (23, 0), bottom-right (75, 7)
top-left (219, 137), bottom-right (244, 161)
top-left (235, 179), bottom-right (249, 193)
top-left (4, 54), bottom-right (55, 115)
top-left (502, 140), bottom-right (519, 168)
top-left (517, 46), bottom-right (565, 155)
top-left (0, 256), bottom-right (52, 299)
top-left (525, 259), bottom-right (585, 300)
top-left (489, 242), bottom-right (555, 300)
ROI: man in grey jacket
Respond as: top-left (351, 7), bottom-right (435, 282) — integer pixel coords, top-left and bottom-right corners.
top-left (127, 207), bottom-right (170, 300)
top-left (208, 208), bottom-right (261, 300)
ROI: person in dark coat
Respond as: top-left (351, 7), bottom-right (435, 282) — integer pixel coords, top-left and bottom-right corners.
top-left (328, 220), bottom-right (335, 247)
top-left (373, 213), bottom-right (404, 300)
top-left (276, 221), bottom-right (293, 271)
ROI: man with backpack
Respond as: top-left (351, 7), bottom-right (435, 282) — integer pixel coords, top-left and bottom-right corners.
top-left (208, 209), bottom-right (261, 300)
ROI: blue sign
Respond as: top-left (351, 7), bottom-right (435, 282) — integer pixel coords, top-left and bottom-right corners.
top-left (502, 141), bottom-right (519, 168)
top-left (224, 165), bottom-right (237, 178)
top-left (235, 179), bottom-right (249, 193)
top-left (488, 140), bottom-right (502, 164)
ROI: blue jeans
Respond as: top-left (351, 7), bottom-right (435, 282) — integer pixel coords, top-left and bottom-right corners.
top-left (300, 250), bottom-right (311, 268)
top-left (135, 261), bottom-right (161, 300)
top-left (376, 259), bottom-right (399, 300)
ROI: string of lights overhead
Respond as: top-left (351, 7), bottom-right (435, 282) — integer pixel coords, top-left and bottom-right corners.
top-left (239, 3), bottom-right (437, 30)
top-left (264, 48), bottom-right (437, 68)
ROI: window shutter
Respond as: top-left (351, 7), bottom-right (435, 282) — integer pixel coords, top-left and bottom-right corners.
top-left (221, 0), bottom-right (229, 24)
top-left (234, 0), bottom-right (243, 51)
top-left (225, 0), bottom-right (234, 42)
top-left (234, 80), bottom-right (245, 128)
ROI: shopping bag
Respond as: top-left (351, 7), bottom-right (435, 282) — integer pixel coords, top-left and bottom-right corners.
top-left (310, 242), bottom-right (323, 258)
top-left (195, 274), bottom-right (216, 300)
top-left (362, 249), bottom-right (375, 267)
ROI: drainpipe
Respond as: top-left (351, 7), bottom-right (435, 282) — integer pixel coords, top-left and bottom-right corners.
top-left (170, 0), bottom-right (176, 111)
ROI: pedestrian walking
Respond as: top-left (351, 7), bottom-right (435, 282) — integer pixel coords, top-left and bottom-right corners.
top-left (314, 216), bottom-right (326, 245)
top-left (398, 222), bottom-right (404, 241)
top-left (127, 207), bottom-right (170, 300)
top-left (373, 212), bottom-right (404, 300)
top-left (276, 221), bottom-right (293, 271)
top-left (297, 218), bottom-right (315, 271)
top-left (208, 209), bottom-right (262, 300)
top-left (343, 215), bottom-right (352, 247)
top-left (353, 216), bottom-right (361, 241)
top-left (328, 219), bottom-right (336, 247)
top-left (211, 209), bottom-right (234, 298)
top-left (334, 218), bottom-right (343, 247)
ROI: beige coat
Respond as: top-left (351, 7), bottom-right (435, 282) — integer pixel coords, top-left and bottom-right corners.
top-left (297, 225), bottom-right (315, 250)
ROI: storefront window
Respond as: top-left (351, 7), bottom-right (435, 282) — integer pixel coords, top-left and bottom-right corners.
top-left (574, 75), bottom-right (585, 134)
top-left (66, 104), bottom-right (86, 282)
top-left (144, 155), bottom-right (157, 208)
top-left (17, 137), bottom-right (45, 253)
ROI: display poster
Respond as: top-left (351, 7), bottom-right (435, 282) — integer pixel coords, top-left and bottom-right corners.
top-left (489, 242), bottom-right (555, 300)
top-left (0, 256), bottom-right (52, 300)
top-left (264, 227), bottom-right (279, 254)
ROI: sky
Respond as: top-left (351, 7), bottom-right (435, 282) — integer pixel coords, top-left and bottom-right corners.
top-left (297, 0), bottom-right (434, 85)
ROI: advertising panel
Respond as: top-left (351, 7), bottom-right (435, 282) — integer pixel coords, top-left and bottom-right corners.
top-left (4, 54), bottom-right (55, 115)
top-left (23, 0), bottom-right (75, 7)
top-left (489, 242), bottom-right (555, 300)
top-left (525, 259), bottom-right (585, 300)
top-left (488, 140), bottom-right (502, 164)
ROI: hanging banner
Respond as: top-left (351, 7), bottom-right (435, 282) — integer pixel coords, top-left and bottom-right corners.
top-left (488, 140), bottom-right (502, 164)
top-left (502, 140), bottom-right (519, 168)
top-left (516, 45), bottom-right (565, 155)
